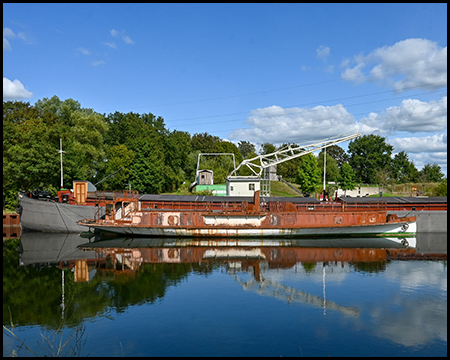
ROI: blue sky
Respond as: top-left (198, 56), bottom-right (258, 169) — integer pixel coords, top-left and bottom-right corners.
top-left (3, 3), bottom-right (447, 175)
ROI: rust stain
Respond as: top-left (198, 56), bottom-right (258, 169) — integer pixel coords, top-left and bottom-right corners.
top-left (78, 190), bottom-right (418, 237)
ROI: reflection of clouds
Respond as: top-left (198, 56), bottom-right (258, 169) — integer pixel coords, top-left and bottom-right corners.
top-left (366, 261), bottom-right (447, 347)
top-left (384, 261), bottom-right (447, 292)
top-left (370, 294), bottom-right (447, 346)
top-left (260, 262), bottom-right (350, 286)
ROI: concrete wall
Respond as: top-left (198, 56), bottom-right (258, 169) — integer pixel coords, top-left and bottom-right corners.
top-left (417, 211), bottom-right (447, 233)
top-left (335, 186), bottom-right (387, 198)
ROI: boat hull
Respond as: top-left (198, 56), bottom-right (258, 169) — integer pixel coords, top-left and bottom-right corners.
top-left (77, 190), bottom-right (416, 240)
top-left (18, 193), bottom-right (104, 233)
top-left (81, 220), bottom-right (416, 239)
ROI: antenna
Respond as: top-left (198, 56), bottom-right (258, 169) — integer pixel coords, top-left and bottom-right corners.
top-left (58, 139), bottom-right (66, 188)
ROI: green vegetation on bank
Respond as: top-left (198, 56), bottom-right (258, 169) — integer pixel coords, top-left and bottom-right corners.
top-left (3, 96), bottom-right (446, 211)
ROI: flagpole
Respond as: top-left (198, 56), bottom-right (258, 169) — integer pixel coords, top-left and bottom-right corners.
top-left (58, 139), bottom-right (65, 189)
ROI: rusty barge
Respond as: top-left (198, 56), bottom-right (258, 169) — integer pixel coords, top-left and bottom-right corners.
top-left (78, 190), bottom-right (417, 239)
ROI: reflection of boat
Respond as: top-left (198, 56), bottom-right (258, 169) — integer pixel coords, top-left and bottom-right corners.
top-left (80, 236), bottom-right (417, 249)
top-left (78, 236), bottom-right (417, 267)
top-left (78, 190), bottom-right (417, 238)
top-left (19, 231), bottom-right (97, 266)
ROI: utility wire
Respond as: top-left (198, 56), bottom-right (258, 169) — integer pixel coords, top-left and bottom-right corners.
top-left (101, 58), bottom-right (447, 112)
top-left (165, 90), bottom-right (444, 129)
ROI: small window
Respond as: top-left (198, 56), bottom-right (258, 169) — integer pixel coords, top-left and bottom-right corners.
top-left (201, 174), bottom-right (205, 179)
top-left (230, 186), bottom-right (234, 191)
top-left (249, 183), bottom-right (255, 191)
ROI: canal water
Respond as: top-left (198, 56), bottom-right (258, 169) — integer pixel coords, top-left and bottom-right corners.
top-left (3, 232), bottom-right (447, 357)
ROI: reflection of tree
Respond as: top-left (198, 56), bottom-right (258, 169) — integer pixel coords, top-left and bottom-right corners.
top-left (3, 240), bottom-right (216, 328)
top-left (3, 240), bottom-right (70, 327)
top-left (301, 262), bottom-right (316, 273)
top-left (348, 261), bottom-right (387, 273)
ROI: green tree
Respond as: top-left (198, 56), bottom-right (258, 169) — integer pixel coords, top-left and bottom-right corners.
top-left (190, 132), bottom-right (220, 153)
top-left (348, 134), bottom-right (393, 183)
top-left (419, 163), bottom-right (444, 182)
top-left (276, 143), bottom-right (303, 182)
top-left (238, 140), bottom-right (256, 159)
top-left (260, 142), bottom-right (276, 155)
top-left (35, 95), bottom-right (82, 127)
top-left (323, 145), bottom-right (348, 168)
top-left (390, 151), bottom-right (419, 183)
top-left (213, 140), bottom-right (243, 166)
top-left (3, 102), bottom-right (62, 194)
top-left (337, 162), bottom-right (357, 196)
top-left (374, 167), bottom-right (395, 192)
top-left (130, 141), bottom-right (165, 194)
top-left (101, 144), bottom-right (135, 190)
top-left (104, 111), bottom-right (154, 149)
top-left (33, 96), bottom-right (109, 186)
top-left (295, 153), bottom-right (321, 195)
top-left (317, 150), bottom-right (340, 183)
top-left (66, 110), bottom-right (108, 181)
top-left (430, 179), bottom-right (447, 196)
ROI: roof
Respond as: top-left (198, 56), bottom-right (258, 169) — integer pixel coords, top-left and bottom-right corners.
top-left (336, 196), bottom-right (447, 204)
top-left (139, 194), bottom-right (320, 203)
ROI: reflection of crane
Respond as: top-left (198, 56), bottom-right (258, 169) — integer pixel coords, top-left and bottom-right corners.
top-left (229, 133), bottom-right (361, 177)
top-left (229, 267), bottom-right (360, 317)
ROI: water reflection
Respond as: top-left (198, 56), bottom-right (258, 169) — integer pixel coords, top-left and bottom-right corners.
top-left (4, 231), bottom-right (447, 356)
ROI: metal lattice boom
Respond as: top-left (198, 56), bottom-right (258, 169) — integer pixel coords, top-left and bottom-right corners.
top-left (229, 133), bottom-right (361, 177)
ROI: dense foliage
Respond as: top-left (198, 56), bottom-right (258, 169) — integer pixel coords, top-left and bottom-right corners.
top-left (3, 96), bottom-right (446, 209)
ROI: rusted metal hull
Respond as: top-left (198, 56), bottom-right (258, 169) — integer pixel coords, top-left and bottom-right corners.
top-left (78, 191), bottom-right (417, 239)
top-left (80, 220), bottom-right (416, 240)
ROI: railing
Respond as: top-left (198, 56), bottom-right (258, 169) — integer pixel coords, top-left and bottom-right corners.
top-left (139, 200), bottom-right (387, 213)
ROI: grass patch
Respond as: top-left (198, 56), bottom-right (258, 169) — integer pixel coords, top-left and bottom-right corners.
top-left (367, 192), bottom-right (397, 197)
top-left (270, 181), bottom-right (303, 197)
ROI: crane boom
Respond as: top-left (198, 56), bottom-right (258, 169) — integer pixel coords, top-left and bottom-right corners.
top-left (229, 132), bottom-right (361, 177)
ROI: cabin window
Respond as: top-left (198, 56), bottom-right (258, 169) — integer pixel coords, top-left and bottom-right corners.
top-left (201, 174), bottom-right (205, 179)
top-left (249, 183), bottom-right (255, 191)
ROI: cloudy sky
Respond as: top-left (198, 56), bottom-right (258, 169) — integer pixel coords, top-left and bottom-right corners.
top-left (3, 3), bottom-right (447, 175)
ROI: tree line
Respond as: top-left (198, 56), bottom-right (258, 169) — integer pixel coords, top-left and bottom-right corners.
top-left (3, 96), bottom-right (446, 209)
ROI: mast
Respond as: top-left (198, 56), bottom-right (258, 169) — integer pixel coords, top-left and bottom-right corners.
top-left (58, 138), bottom-right (66, 189)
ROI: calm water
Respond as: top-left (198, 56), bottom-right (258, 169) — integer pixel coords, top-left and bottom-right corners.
top-left (3, 232), bottom-right (447, 357)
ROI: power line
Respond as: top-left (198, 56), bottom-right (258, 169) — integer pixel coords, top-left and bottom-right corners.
top-left (163, 87), bottom-right (446, 128)
top-left (189, 104), bottom-right (448, 137)
top-left (102, 58), bottom-right (447, 112)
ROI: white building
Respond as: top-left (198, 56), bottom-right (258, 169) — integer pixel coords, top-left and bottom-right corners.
top-left (226, 176), bottom-right (267, 196)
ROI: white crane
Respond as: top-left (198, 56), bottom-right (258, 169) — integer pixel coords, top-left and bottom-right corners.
top-left (229, 132), bottom-right (360, 178)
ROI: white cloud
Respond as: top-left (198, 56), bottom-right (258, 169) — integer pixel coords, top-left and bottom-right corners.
top-left (77, 47), bottom-right (90, 55)
top-left (228, 104), bottom-right (358, 145)
top-left (103, 42), bottom-right (117, 49)
top-left (389, 133), bottom-right (447, 154)
top-left (359, 96), bottom-right (447, 134)
top-left (316, 45), bottom-right (330, 59)
top-left (3, 27), bottom-right (34, 49)
top-left (3, 27), bottom-right (15, 51)
top-left (91, 60), bottom-right (105, 66)
top-left (111, 29), bottom-right (135, 44)
top-left (3, 77), bottom-right (33, 100)
top-left (407, 151), bottom-right (447, 173)
top-left (3, 27), bottom-right (15, 38)
top-left (342, 38), bottom-right (447, 92)
top-left (17, 31), bottom-right (32, 44)
top-left (3, 38), bottom-right (11, 51)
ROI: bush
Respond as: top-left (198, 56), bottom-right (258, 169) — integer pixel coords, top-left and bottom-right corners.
top-left (430, 180), bottom-right (447, 197)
